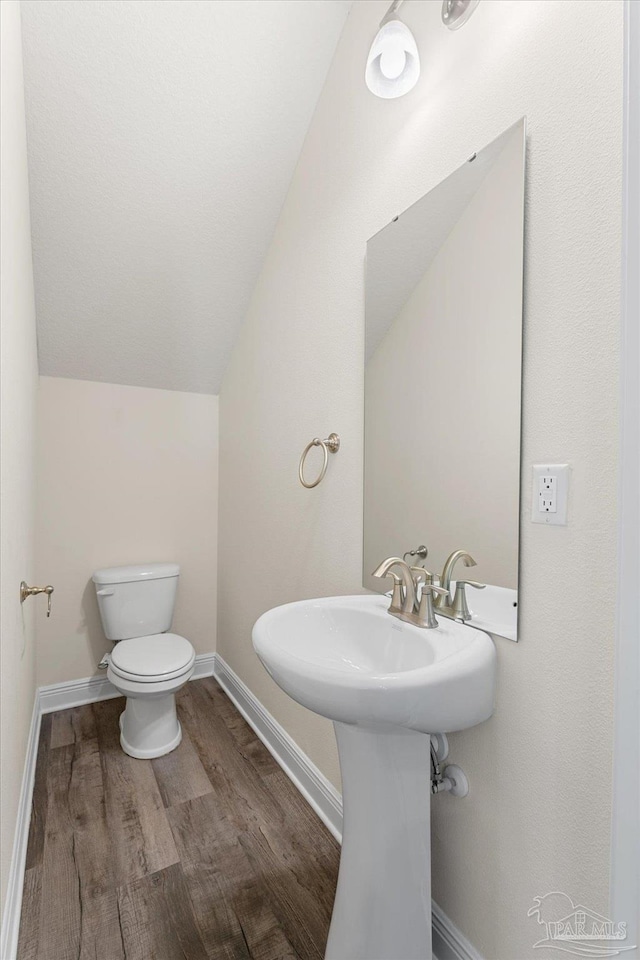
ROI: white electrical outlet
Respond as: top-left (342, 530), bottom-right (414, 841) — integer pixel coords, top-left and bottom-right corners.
top-left (531, 464), bottom-right (569, 525)
top-left (539, 474), bottom-right (557, 513)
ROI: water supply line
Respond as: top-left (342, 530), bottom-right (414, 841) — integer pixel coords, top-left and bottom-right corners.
top-left (430, 741), bottom-right (452, 793)
top-left (430, 737), bottom-right (469, 798)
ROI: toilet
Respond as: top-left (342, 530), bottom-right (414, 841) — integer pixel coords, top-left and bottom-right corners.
top-left (92, 563), bottom-right (195, 759)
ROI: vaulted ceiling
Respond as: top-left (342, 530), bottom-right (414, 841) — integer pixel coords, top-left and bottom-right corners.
top-left (366, 122), bottom-right (519, 361)
top-left (21, 0), bottom-right (351, 394)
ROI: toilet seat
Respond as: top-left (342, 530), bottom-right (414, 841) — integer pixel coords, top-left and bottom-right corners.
top-left (110, 633), bottom-right (195, 683)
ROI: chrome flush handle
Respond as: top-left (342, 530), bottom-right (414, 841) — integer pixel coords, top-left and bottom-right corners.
top-left (20, 582), bottom-right (54, 617)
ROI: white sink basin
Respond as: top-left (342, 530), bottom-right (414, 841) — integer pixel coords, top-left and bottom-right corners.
top-left (253, 594), bottom-right (497, 960)
top-left (253, 593), bottom-right (496, 733)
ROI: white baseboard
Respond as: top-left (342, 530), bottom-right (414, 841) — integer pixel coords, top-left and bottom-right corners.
top-left (1, 651), bottom-right (217, 959)
top-left (0, 695), bottom-right (41, 960)
top-left (213, 653), bottom-right (343, 842)
top-left (39, 651), bottom-right (217, 713)
top-left (39, 673), bottom-right (119, 713)
top-left (2, 652), bottom-right (479, 960)
top-left (191, 652), bottom-right (217, 681)
top-left (212, 653), bottom-right (482, 960)
top-left (431, 902), bottom-right (483, 960)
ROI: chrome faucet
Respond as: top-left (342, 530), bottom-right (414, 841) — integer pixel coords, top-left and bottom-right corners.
top-left (436, 550), bottom-right (477, 607)
top-left (372, 557), bottom-right (416, 616)
top-left (435, 550), bottom-right (485, 619)
top-left (372, 557), bottom-right (449, 628)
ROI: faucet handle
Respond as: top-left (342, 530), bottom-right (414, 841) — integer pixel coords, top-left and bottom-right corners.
top-left (423, 584), bottom-right (449, 598)
top-left (418, 584), bottom-right (449, 629)
top-left (410, 566), bottom-right (431, 588)
top-left (452, 580), bottom-right (486, 621)
top-left (411, 567), bottom-right (440, 588)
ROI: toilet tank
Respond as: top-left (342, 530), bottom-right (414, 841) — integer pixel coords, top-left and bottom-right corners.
top-left (92, 563), bottom-right (180, 640)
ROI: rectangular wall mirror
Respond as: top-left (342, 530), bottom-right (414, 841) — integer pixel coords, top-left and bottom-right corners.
top-left (363, 118), bottom-right (526, 642)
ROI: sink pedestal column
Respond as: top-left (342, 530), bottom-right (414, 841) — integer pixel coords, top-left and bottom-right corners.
top-left (325, 723), bottom-right (432, 960)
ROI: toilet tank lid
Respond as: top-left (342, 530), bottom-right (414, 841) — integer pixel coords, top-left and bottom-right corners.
top-left (92, 563), bottom-right (180, 585)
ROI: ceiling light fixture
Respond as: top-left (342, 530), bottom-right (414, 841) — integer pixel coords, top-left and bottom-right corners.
top-left (441, 0), bottom-right (480, 31)
top-left (365, 0), bottom-right (420, 100)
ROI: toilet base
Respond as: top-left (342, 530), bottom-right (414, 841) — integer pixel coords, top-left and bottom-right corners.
top-left (119, 695), bottom-right (183, 759)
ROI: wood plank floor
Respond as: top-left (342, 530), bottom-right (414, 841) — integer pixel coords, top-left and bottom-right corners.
top-left (17, 678), bottom-right (340, 960)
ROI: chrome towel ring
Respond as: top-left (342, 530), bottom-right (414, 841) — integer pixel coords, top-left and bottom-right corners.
top-left (298, 433), bottom-right (340, 488)
top-left (403, 544), bottom-right (428, 563)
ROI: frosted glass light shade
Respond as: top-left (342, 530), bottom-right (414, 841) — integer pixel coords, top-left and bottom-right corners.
top-left (365, 19), bottom-right (420, 99)
top-left (442, 0), bottom-right (481, 30)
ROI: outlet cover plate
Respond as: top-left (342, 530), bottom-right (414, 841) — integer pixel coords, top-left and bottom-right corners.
top-left (531, 464), bottom-right (569, 525)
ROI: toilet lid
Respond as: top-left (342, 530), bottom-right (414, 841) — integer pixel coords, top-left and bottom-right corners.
top-left (110, 633), bottom-right (195, 682)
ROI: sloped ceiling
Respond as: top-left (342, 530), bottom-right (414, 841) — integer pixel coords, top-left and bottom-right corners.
top-left (20, 0), bottom-right (351, 394)
top-left (365, 121), bottom-right (521, 362)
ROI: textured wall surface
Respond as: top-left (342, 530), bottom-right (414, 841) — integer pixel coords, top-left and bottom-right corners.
top-left (37, 377), bottom-right (218, 685)
top-left (218, 2), bottom-right (623, 957)
top-left (20, 0), bottom-right (351, 394)
top-left (0, 0), bottom-right (39, 912)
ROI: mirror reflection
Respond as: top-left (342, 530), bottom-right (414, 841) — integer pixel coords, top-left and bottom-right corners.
top-left (363, 119), bottom-right (526, 641)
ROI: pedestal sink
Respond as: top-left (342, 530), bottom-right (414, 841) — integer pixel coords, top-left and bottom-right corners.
top-left (253, 594), bottom-right (497, 960)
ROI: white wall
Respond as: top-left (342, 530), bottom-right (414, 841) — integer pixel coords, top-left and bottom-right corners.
top-left (20, 0), bottom-right (351, 395)
top-left (0, 0), bottom-right (39, 916)
top-left (365, 125), bottom-right (523, 592)
top-left (218, 2), bottom-right (623, 958)
top-left (36, 377), bottom-right (218, 685)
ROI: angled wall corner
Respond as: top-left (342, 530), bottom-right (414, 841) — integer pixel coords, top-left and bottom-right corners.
top-left (217, 1), bottom-right (625, 957)
top-left (0, 0), bottom-right (39, 936)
